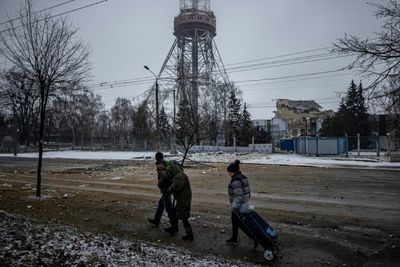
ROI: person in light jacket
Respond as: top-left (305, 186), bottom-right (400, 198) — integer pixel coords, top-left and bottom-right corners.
top-left (226, 160), bottom-right (251, 244)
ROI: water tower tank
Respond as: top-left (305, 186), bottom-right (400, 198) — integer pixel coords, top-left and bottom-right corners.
top-left (180, 0), bottom-right (210, 12)
top-left (175, 0), bottom-right (216, 37)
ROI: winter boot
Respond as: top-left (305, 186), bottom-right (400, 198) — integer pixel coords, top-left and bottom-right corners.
top-left (226, 237), bottom-right (238, 245)
top-left (182, 234), bottom-right (194, 241)
top-left (182, 222), bottom-right (194, 241)
top-left (148, 218), bottom-right (159, 227)
top-left (164, 226), bottom-right (178, 236)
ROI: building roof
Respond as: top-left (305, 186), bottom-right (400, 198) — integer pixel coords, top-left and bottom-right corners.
top-left (278, 99), bottom-right (322, 113)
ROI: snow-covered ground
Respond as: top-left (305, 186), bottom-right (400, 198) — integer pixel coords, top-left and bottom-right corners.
top-left (1, 150), bottom-right (399, 169)
top-left (0, 211), bottom-right (257, 267)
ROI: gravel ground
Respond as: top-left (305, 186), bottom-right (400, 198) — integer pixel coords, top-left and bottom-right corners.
top-left (0, 211), bottom-right (258, 267)
top-left (1, 157), bottom-right (399, 266)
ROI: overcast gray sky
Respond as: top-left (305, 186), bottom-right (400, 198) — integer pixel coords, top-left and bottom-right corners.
top-left (0, 0), bottom-right (382, 119)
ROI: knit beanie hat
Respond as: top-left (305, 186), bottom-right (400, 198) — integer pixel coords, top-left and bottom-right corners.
top-left (227, 160), bottom-right (240, 173)
top-left (155, 152), bottom-right (164, 161)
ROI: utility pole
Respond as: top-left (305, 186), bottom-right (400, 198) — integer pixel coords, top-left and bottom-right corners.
top-left (144, 65), bottom-right (161, 151)
top-left (171, 89), bottom-right (177, 154)
top-left (155, 79), bottom-right (160, 151)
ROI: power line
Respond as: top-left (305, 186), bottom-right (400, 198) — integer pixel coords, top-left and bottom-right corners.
top-left (87, 68), bottom-right (355, 92)
top-left (225, 46), bottom-right (334, 67)
top-left (238, 72), bottom-right (355, 87)
top-left (225, 54), bottom-right (350, 74)
top-left (87, 68), bottom-right (355, 94)
top-left (227, 52), bottom-right (333, 70)
top-left (235, 68), bottom-right (347, 84)
top-left (88, 76), bottom-right (176, 91)
top-left (0, 0), bottom-right (77, 26)
top-left (87, 52), bottom-right (353, 92)
top-left (0, 0), bottom-right (109, 34)
top-left (242, 83), bottom-right (344, 91)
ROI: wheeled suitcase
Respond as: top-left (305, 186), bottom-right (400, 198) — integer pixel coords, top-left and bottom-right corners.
top-left (238, 209), bottom-right (279, 261)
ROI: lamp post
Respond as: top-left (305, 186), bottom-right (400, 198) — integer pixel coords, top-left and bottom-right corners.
top-left (144, 65), bottom-right (160, 151)
top-left (170, 88), bottom-right (177, 154)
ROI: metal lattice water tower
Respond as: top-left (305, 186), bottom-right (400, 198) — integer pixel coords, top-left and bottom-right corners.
top-left (151, 0), bottom-right (230, 130)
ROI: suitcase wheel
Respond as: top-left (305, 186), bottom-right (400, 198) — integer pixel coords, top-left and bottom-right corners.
top-left (263, 249), bottom-right (274, 261)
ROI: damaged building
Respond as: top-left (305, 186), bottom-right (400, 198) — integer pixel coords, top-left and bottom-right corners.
top-left (274, 99), bottom-right (333, 137)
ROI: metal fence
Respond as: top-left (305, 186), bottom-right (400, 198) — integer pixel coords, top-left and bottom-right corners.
top-left (347, 134), bottom-right (399, 155)
top-left (2, 133), bottom-right (399, 156)
top-left (279, 134), bottom-right (399, 156)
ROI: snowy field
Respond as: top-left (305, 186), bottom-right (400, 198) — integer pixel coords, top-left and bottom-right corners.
top-left (1, 150), bottom-right (400, 169)
top-left (0, 211), bottom-right (256, 267)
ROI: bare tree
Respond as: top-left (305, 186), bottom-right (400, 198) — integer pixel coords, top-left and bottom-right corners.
top-left (132, 100), bottom-right (152, 147)
top-left (65, 90), bottom-right (103, 148)
top-left (333, 0), bottom-right (400, 100)
top-left (97, 110), bottom-right (111, 145)
top-left (173, 91), bottom-right (216, 164)
top-left (372, 76), bottom-right (400, 134)
top-left (111, 98), bottom-right (134, 145)
top-left (0, 0), bottom-right (91, 197)
top-left (0, 68), bottom-right (39, 146)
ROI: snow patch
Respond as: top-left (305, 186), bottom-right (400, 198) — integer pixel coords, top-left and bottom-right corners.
top-left (0, 150), bottom-right (399, 169)
top-left (0, 212), bottom-right (258, 266)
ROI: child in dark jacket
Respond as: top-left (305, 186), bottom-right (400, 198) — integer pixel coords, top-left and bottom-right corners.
top-left (148, 152), bottom-right (178, 231)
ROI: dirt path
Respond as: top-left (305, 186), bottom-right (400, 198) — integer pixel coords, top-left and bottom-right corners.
top-left (0, 157), bottom-right (399, 266)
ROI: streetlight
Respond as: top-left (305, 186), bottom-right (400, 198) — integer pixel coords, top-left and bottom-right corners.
top-left (144, 65), bottom-right (160, 151)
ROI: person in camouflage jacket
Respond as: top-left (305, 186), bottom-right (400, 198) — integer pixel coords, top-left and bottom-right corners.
top-left (164, 161), bottom-right (193, 241)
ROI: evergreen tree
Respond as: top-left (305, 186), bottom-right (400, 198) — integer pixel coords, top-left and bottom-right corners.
top-left (159, 106), bottom-right (170, 142)
top-left (238, 102), bottom-right (252, 146)
top-left (253, 126), bottom-right (270, 143)
top-left (226, 88), bottom-right (242, 146)
top-left (204, 111), bottom-right (219, 145)
top-left (355, 82), bottom-right (370, 135)
top-left (133, 100), bottom-right (151, 142)
top-left (321, 80), bottom-right (370, 136)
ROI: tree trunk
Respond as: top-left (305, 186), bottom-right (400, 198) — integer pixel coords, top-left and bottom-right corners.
top-left (36, 96), bottom-right (47, 198)
top-left (33, 119), bottom-right (37, 146)
top-left (80, 134), bottom-right (84, 149)
top-left (70, 125), bottom-right (76, 150)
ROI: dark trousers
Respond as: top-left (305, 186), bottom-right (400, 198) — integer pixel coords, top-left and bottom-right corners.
top-left (154, 192), bottom-right (178, 228)
top-left (231, 212), bottom-right (240, 239)
top-left (231, 211), bottom-right (252, 240)
top-left (181, 218), bottom-right (193, 236)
